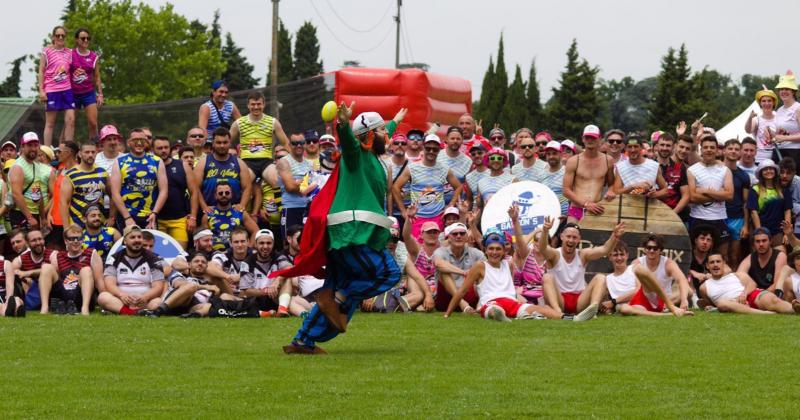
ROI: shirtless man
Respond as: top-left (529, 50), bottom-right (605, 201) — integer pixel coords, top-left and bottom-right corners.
top-left (563, 124), bottom-right (616, 223)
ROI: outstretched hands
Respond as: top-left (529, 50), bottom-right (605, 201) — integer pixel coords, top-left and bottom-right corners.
top-left (337, 101), bottom-right (355, 125)
top-left (612, 222), bottom-right (626, 239)
top-left (393, 108), bottom-right (408, 124)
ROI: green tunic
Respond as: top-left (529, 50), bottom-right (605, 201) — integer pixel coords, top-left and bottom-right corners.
top-left (327, 120), bottom-right (396, 251)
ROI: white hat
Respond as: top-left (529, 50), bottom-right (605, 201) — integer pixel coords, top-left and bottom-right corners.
top-left (544, 140), bottom-right (562, 151)
top-left (756, 159), bottom-right (779, 181)
top-left (444, 206), bottom-right (460, 217)
top-left (560, 139), bottom-right (577, 152)
top-left (193, 229), bottom-right (213, 241)
top-left (21, 132), bottom-right (40, 145)
top-left (255, 229), bottom-right (274, 240)
top-left (423, 134), bottom-right (441, 145)
top-left (352, 112), bottom-right (385, 136)
top-left (582, 125), bottom-right (601, 139)
top-left (444, 223), bottom-right (468, 237)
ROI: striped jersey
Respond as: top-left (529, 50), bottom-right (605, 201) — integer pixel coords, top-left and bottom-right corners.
top-left (409, 161), bottom-right (448, 218)
top-left (236, 114), bottom-right (274, 160)
top-left (66, 166), bottom-right (108, 226)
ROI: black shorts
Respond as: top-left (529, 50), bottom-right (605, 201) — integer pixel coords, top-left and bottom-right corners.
top-left (242, 158), bottom-right (273, 182)
top-left (254, 295), bottom-right (279, 312)
top-left (691, 218), bottom-right (730, 242)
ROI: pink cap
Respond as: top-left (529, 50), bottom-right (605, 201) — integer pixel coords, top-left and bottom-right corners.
top-left (444, 206), bottom-right (460, 217)
top-left (99, 125), bottom-right (121, 141)
top-left (582, 124), bottom-right (601, 139)
top-left (319, 134), bottom-right (336, 147)
top-left (421, 221), bottom-right (441, 233)
top-left (20, 132), bottom-right (39, 145)
top-left (561, 139), bottom-right (577, 152)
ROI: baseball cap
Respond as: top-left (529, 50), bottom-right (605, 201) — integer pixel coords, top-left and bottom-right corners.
top-left (99, 125), bottom-right (121, 142)
top-left (582, 124), bottom-right (601, 139)
top-left (444, 223), bottom-right (467, 237)
top-left (255, 229), bottom-right (275, 240)
top-left (123, 224), bottom-right (142, 238)
top-left (1, 141), bottom-right (17, 150)
top-left (444, 206), bottom-right (460, 217)
top-left (423, 134), bottom-right (441, 145)
top-left (544, 140), bottom-right (562, 151)
top-left (489, 128), bottom-right (505, 138)
top-left (39, 145), bottom-right (55, 161)
top-left (304, 129), bottom-right (320, 142)
top-left (561, 139), bottom-right (577, 152)
top-left (21, 132), bottom-right (40, 145)
top-left (319, 134), bottom-right (336, 147)
top-left (193, 229), bottom-right (213, 241)
top-left (534, 131), bottom-right (552, 142)
top-left (421, 221), bottom-right (441, 233)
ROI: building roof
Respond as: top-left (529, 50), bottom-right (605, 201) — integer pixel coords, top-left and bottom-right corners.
top-left (0, 97), bottom-right (35, 142)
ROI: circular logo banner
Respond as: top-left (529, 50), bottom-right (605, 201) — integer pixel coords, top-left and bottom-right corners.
top-left (106, 229), bottom-right (187, 264)
top-left (480, 181), bottom-right (561, 237)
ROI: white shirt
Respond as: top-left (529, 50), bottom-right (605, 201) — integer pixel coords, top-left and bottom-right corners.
top-left (688, 162), bottom-right (730, 220)
top-left (606, 266), bottom-right (637, 300)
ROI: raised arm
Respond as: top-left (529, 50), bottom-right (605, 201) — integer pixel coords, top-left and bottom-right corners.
top-left (581, 222), bottom-right (626, 263)
top-left (539, 216), bottom-right (559, 266)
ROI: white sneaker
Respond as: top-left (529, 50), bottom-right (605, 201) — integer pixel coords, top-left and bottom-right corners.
top-left (519, 311), bottom-right (547, 320)
top-left (574, 303), bottom-right (599, 322)
top-left (485, 305), bottom-right (511, 322)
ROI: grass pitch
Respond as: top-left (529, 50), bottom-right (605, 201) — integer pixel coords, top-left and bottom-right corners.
top-left (1, 311), bottom-right (798, 418)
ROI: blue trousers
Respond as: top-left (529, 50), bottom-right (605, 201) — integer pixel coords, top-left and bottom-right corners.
top-left (294, 245), bottom-right (400, 347)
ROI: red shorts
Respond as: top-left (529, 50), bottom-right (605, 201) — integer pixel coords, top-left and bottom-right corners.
top-left (479, 297), bottom-right (525, 318)
top-left (435, 283), bottom-right (479, 312)
top-left (561, 292), bottom-right (581, 314)
top-left (628, 287), bottom-right (665, 312)
top-left (746, 289), bottom-right (764, 309)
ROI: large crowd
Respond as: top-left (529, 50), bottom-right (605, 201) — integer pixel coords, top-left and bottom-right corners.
top-left (4, 25), bottom-right (800, 322)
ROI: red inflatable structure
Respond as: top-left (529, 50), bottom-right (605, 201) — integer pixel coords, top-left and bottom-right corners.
top-left (333, 68), bottom-right (472, 135)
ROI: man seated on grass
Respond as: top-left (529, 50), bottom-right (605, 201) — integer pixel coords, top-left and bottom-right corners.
top-left (433, 222), bottom-right (485, 312)
top-left (11, 229), bottom-right (55, 312)
top-left (239, 229), bottom-right (310, 316)
top-left (700, 252), bottom-right (799, 314)
top-left (140, 252), bottom-right (223, 317)
top-left (735, 227), bottom-right (786, 292)
top-left (540, 216), bottom-right (626, 321)
top-left (629, 234), bottom-right (691, 311)
top-left (773, 246), bottom-right (800, 305)
top-left (444, 230), bottom-right (560, 321)
top-left (206, 227), bottom-right (252, 298)
top-left (140, 230), bottom-right (172, 278)
top-left (38, 224), bottom-right (103, 315)
top-left (1, 254), bottom-right (24, 317)
top-left (596, 241), bottom-right (638, 314)
top-left (97, 225), bottom-right (165, 315)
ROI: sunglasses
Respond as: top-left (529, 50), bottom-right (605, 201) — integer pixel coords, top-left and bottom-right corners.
top-left (305, 139), bottom-right (319, 144)
top-left (608, 139), bottom-right (624, 145)
top-left (424, 146), bottom-right (440, 152)
top-left (392, 141), bottom-right (407, 146)
top-left (450, 231), bottom-right (466, 237)
top-left (79, 36), bottom-right (91, 41)
top-left (535, 142), bottom-right (547, 146)
top-left (54, 34), bottom-right (66, 39)
top-left (217, 191), bottom-right (232, 196)
top-left (469, 150), bottom-right (485, 156)
top-left (189, 134), bottom-right (205, 138)
top-left (490, 136), bottom-right (504, 141)
top-left (645, 245), bottom-right (661, 251)
top-left (291, 141), bottom-right (306, 146)
top-left (488, 155), bottom-right (504, 161)
top-left (408, 135), bottom-right (423, 141)
top-left (65, 236), bottom-right (82, 242)
top-left (520, 144), bottom-right (536, 150)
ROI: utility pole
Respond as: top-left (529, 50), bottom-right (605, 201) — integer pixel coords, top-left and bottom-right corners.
top-left (394, 0), bottom-right (402, 69)
top-left (270, 0), bottom-right (279, 117)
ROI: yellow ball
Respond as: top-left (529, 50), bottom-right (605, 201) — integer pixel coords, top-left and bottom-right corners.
top-left (321, 101), bottom-right (338, 123)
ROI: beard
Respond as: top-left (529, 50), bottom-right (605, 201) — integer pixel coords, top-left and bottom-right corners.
top-left (371, 133), bottom-right (386, 155)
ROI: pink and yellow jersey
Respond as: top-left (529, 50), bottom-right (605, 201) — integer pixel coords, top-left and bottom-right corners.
top-left (43, 47), bottom-right (72, 93)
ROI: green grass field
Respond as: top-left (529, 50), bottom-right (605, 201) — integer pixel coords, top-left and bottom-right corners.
top-left (1, 312), bottom-right (798, 418)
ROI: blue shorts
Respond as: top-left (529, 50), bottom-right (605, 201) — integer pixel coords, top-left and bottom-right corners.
top-left (46, 90), bottom-right (75, 112)
top-left (73, 90), bottom-right (97, 109)
top-left (725, 218), bottom-right (744, 241)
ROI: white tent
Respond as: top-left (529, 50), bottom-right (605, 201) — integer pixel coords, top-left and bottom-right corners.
top-left (715, 101), bottom-right (759, 143)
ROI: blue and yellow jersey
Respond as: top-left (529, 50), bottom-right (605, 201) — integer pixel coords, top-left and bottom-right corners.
top-left (66, 166), bottom-right (108, 226)
top-left (118, 153), bottom-right (160, 218)
top-left (208, 207), bottom-right (244, 251)
top-left (82, 226), bottom-right (117, 260)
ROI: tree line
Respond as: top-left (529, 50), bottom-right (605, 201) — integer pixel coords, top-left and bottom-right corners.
top-left (475, 36), bottom-right (778, 139)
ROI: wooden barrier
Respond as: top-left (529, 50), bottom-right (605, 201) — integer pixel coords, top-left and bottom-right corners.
top-left (578, 194), bottom-right (691, 281)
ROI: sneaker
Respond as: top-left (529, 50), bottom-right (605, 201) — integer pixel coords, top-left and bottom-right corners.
top-left (282, 341), bottom-right (327, 355)
top-left (259, 310), bottom-right (276, 318)
top-left (485, 305), bottom-right (511, 322)
top-left (519, 311), bottom-right (547, 320)
top-left (574, 303), bottom-right (599, 322)
top-left (276, 307), bottom-right (290, 318)
top-left (65, 300), bottom-right (78, 315)
top-left (49, 298), bottom-right (65, 315)
top-left (137, 309), bottom-right (159, 318)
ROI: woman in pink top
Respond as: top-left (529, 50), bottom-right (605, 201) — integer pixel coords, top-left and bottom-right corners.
top-left (37, 26), bottom-right (75, 147)
top-left (772, 71), bottom-right (800, 164)
top-left (70, 28), bottom-right (104, 138)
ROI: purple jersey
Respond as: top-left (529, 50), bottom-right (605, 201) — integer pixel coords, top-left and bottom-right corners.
top-left (70, 49), bottom-right (98, 94)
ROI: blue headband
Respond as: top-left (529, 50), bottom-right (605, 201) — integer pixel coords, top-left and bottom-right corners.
top-left (211, 80), bottom-right (226, 90)
top-left (483, 233), bottom-right (507, 247)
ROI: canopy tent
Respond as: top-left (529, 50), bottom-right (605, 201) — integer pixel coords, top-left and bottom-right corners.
top-left (715, 101), bottom-right (759, 143)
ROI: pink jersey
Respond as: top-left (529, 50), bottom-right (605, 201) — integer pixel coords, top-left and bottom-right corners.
top-left (43, 46), bottom-right (72, 93)
top-left (414, 249), bottom-right (438, 296)
top-left (514, 252), bottom-right (545, 302)
top-left (70, 49), bottom-right (98, 94)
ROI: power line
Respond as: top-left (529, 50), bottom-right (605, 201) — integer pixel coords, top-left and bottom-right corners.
top-left (309, 0), bottom-right (394, 53)
top-left (321, 0), bottom-right (393, 34)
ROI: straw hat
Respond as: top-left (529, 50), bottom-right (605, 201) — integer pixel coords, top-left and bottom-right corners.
top-left (775, 70), bottom-right (798, 91)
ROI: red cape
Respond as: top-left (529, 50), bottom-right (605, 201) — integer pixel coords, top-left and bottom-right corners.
top-left (268, 164), bottom-right (339, 280)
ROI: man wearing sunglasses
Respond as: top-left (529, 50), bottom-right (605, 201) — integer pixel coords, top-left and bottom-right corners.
top-left (387, 134), bottom-right (411, 230)
top-left (433, 222), bottom-right (485, 312)
top-left (511, 129), bottom-right (548, 182)
top-left (488, 128), bottom-right (516, 167)
top-left (463, 141), bottom-right (490, 206)
top-left (604, 129), bottom-right (627, 164)
top-left (405, 129), bottom-right (425, 163)
top-left (38, 224), bottom-right (102, 315)
top-left (276, 133), bottom-right (315, 241)
top-left (626, 234), bottom-right (691, 315)
top-left (303, 129), bottom-right (321, 165)
top-left (437, 127), bottom-right (473, 205)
